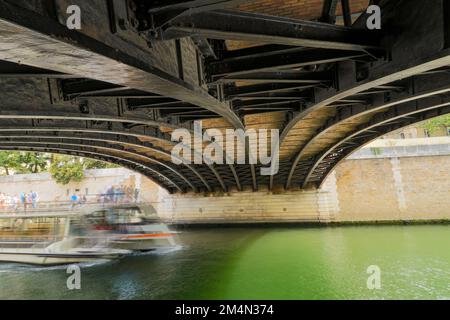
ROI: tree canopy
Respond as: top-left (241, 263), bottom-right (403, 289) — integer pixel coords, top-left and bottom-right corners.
top-left (420, 114), bottom-right (450, 134)
top-left (49, 155), bottom-right (85, 185)
top-left (0, 152), bottom-right (50, 175)
top-left (0, 151), bottom-right (118, 184)
top-left (49, 155), bottom-right (118, 185)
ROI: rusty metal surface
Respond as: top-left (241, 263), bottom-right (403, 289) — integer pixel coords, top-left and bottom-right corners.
top-left (0, 0), bottom-right (449, 193)
top-left (0, 1), bottom-right (243, 127)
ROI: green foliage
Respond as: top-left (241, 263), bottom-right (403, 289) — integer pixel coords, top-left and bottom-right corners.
top-left (370, 147), bottom-right (382, 156)
top-left (83, 159), bottom-right (118, 170)
top-left (0, 151), bottom-right (119, 183)
top-left (420, 114), bottom-right (450, 134)
top-left (15, 152), bottom-right (50, 174)
top-left (0, 151), bottom-right (50, 175)
top-left (49, 156), bottom-right (118, 185)
top-left (50, 155), bottom-right (85, 185)
top-left (0, 151), bottom-right (21, 175)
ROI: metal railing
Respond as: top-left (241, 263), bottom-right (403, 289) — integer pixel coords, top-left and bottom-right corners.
top-left (0, 193), bottom-right (143, 215)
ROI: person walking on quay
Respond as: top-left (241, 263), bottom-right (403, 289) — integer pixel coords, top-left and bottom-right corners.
top-left (0, 193), bottom-right (5, 210)
top-left (117, 185), bottom-right (125, 203)
top-left (77, 193), bottom-right (84, 206)
top-left (20, 192), bottom-right (26, 211)
top-left (106, 186), bottom-right (114, 203)
top-left (70, 193), bottom-right (78, 209)
top-left (31, 190), bottom-right (39, 209)
top-left (126, 186), bottom-right (133, 203)
top-left (5, 194), bottom-right (12, 211)
top-left (12, 195), bottom-right (19, 211)
top-left (26, 192), bottom-right (33, 210)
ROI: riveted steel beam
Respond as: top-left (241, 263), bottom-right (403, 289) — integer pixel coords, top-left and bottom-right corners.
top-left (0, 133), bottom-right (200, 191)
top-left (285, 72), bottom-right (450, 188)
top-left (0, 122), bottom-right (225, 192)
top-left (0, 1), bottom-right (243, 128)
top-left (226, 83), bottom-right (317, 99)
top-left (162, 10), bottom-right (380, 51)
top-left (209, 48), bottom-right (366, 79)
top-left (320, 0), bottom-right (339, 24)
top-left (138, 0), bottom-right (251, 30)
top-left (303, 97), bottom-right (450, 188)
top-left (280, 0), bottom-right (450, 146)
top-left (313, 105), bottom-right (450, 188)
top-left (215, 71), bottom-right (333, 84)
top-left (0, 137), bottom-right (193, 191)
top-left (0, 60), bottom-right (74, 78)
top-left (0, 143), bottom-right (182, 192)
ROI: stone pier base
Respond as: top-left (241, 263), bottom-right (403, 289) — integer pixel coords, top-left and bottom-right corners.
top-left (152, 150), bottom-right (450, 224)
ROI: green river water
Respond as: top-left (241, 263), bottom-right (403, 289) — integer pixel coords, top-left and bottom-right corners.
top-left (0, 224), bottom-right (449, 299)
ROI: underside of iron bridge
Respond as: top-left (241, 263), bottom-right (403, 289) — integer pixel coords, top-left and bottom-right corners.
top-left (0, 0), bottom-right (449, 193)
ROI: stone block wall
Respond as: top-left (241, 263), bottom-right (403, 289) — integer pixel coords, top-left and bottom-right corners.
top-left (156, 190), bottom-right (336, 224)
top-left (327, 155), bottom-right (450, 222)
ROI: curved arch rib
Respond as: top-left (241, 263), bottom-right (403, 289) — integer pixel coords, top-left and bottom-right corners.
top-left (0, 145), bottom-right (181, 193)
top-left (0, 140), bottom-right (186, 192)
top-left (0, 119), bottom-right (234, 192)
top-left (285, 73), bottom-right (450, 188)
top-left (280, 51), bottom-right (450, 145)
top-left (302, 98), bottom-right (450, 188)
top-left (0, 134), bottom-right (198, 192)
top-left (0, 125), bottom-right (213, 191)
top-left (0, 1), bottom-right (244, 128)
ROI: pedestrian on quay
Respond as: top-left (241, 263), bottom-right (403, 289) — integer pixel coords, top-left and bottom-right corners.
top-left (31, 190), bottom-right (39, 209)
top-left (26, 192), bottom-right (33, 210)
top-left (70, 193), bottom-right (78, 209)
top-left (20, 192), bottom-right (26, 211)
top-left (12, 194), bottom-right (19, 211)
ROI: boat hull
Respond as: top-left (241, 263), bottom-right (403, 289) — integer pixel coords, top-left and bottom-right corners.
top-left (0, 250), bottom-right (127, 266)
top-left (110, 235), bottom-right (176, 251)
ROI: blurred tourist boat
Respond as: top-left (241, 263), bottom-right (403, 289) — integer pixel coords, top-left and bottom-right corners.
top-left (84, 204), bottom-right (178, 252)
top-left (0, 203), bottom-right (177, 265)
